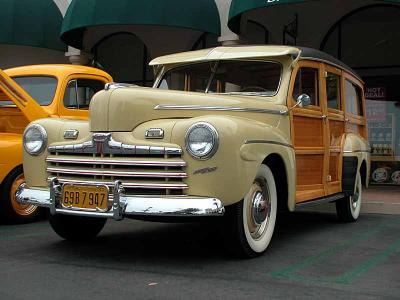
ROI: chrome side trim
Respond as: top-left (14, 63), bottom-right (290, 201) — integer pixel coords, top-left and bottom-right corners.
top-left (47, 167), bottom-right (187, 178)
top-left (245, 140), bottom-right (294, 149)
top-left (17, 182), bottom-right (224, 220)
top-left (296, 193), bottom-right (345, 209)
top-left (154, 104), bottom-right (286, 115)
top-left (53, 178), bottom-right (188, 190)
top-left (46, 157), bottom-right (186, 167)
top-left (104, 83), bottom-right (138, 90)
top-left (48, 133), bottom-right (182, 155)
top-left (343, 150), bottom-right (371, 154)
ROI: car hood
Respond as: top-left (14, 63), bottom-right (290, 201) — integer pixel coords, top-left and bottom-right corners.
top-left (89, 87), bottom-right (285, 132)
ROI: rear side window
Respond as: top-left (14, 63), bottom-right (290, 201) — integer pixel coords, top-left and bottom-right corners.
top-left (63, 79), bottom-right (104, 110)
top-left (345, 80), bottom-right (363, 116)
top-left (326, 72), bottom-right (341, 110)
top-left (293, 68), bottom-right (319, 106)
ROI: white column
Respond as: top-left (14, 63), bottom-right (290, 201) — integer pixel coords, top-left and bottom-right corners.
top-left (214, 0), bottom-right (240, 45)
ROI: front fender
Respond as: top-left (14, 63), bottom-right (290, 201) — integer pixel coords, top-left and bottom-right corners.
top-left (23, 118), bottom-right (90, 188)
top-left (170, 115), bottom-right (294, 207)
top-left (0, 133), bottom-right (22, 184)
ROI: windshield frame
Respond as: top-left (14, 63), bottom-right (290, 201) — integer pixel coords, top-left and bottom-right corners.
top-left (155, 59), bottom-right (283, 98)
top-left (0, 75), bottom-right (58, 107)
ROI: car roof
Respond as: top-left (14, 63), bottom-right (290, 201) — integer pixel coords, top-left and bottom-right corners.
top-left (150, 45), bottom-right (361, 81)
top-left (4, 64), bottom-right (112, 80)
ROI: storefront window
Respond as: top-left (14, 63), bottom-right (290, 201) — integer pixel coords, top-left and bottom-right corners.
top-left (366, 84), bottom-right (400, 186)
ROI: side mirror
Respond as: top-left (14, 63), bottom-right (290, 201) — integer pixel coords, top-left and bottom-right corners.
top-left (297, 94), bottom-right (311, 108)
top-left (280, 93), bottom-right (312, 115)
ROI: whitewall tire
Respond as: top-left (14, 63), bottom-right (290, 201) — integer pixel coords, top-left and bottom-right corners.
top-left (336, 170), bottom-right (362, 222)
top-left (223, 164), bottom-right (277, 258)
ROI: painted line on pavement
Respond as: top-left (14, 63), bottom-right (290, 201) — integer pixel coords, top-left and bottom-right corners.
top-left (270, 219), bottom-right (400, 284)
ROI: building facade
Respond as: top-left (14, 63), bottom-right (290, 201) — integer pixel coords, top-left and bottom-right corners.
top-left (1, 0), bottom-right (399, 186)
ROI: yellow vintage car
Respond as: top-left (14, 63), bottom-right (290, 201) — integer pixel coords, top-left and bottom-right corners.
top-left (0, 65), bottom-right (112, 223)
top-left (18, 46), bottom-right (370, 257)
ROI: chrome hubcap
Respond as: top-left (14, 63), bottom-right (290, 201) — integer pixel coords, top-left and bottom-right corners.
top-left (351, 183), bottom-right (360, 210)
top-left (247, 180), bottom-right (271, 240)
top-left (252, 191), bottom-right (268, 225)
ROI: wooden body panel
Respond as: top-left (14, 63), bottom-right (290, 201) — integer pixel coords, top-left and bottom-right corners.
top-left (291, 60), bottom-right (367, 203)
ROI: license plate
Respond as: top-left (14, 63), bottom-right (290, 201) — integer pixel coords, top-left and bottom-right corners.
top-left (61, 185), bottom-right (109, 211)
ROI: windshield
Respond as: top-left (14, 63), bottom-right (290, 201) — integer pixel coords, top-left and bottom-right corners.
top-left (158, 60), bottom-right (282, 96)
top-left (0, 76), bottom-right (58, 106)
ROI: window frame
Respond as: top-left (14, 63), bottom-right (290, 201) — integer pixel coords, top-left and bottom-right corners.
top-left (156, 59), bottom-right (283, 97)
top-left (10, 75), bottom-right (58, 106)
top-left (58, 74), bottom-right (109, 117)
top-left (324, 64), bottom-right (343, 113)
top-left (291, 65), bottom-right (321, 110)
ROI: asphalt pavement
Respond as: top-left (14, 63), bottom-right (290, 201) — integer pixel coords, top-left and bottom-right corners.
top-left (0, 212), bottom-right (399, 300)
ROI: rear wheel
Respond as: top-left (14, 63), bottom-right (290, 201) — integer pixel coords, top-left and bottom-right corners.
top-left (336, 170), bottom-right (362, 222)
top-left (0, 167), bottom-right (42, 224)
top-left (223, 165), bottom-right (277, 258)
top-left (49, 214), bottom-right (107, 241)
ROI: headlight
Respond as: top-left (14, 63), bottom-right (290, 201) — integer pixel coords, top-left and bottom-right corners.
top-left (185, 122), bottom-right (218, 160)
top-left (23, 124), bottom-right (47, 155)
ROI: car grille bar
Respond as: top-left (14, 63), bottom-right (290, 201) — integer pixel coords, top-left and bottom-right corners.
top-left (54, 178), bottom-right (188, 190)
top-left (46, 157), bottom-right (186, 167)
top-left (47, 167), bottom-right (187, 179)
top-left (46, 133), bottom-right (188, 195)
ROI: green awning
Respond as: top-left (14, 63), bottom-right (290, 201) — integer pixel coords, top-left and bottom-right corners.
top-left (0, 0), bottom-right (66, 51)
top-left (229, 0), bottom-right (400, 34)
top-left (61, 0), bottom-right (221, 49)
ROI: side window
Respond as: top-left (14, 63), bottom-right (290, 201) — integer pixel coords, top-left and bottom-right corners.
top-left (326, 72), bottom-right (341, 110)
top-left (63, 79), bottom-right (105, 109)
top-left (293, 68), bottom-right (319, 106)
top-left (345, 80), bottom-right (364, 116)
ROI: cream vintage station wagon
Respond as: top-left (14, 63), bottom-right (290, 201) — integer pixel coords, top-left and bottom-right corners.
top-left (18, 46), bottom-right (370, 257)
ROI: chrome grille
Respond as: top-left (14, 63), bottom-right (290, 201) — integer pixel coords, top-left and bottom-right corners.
top-left (46, 133), bottom-right (187, 195)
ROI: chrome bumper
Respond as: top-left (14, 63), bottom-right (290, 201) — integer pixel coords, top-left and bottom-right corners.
top-left (16, 179), bottom-right (225, 220)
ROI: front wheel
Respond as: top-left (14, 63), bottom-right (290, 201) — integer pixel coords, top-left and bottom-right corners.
top-left (49, 214), bottom-right (107, 241)
top-left (336, 170), bottom-right (362, 222)
top-left (223, 164), bottom-right (277, 258)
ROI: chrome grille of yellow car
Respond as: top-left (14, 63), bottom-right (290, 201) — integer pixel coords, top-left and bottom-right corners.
top-left (46, 133), bottom-right (187, 196)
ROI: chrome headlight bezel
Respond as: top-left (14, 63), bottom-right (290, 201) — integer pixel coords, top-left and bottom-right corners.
top-left (23, 124), bottom-right (47, 156)
top-left (185, 122), bottom-right (219, 160)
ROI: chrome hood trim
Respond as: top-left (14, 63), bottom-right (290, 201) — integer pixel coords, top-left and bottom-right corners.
top-left (48, 133), bottom-right (182, 156)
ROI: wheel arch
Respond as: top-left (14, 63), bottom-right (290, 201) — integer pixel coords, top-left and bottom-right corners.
top-left (360, 159), bottom-right (368, 188)
top-left (262, 153), bottom-right (289, 212)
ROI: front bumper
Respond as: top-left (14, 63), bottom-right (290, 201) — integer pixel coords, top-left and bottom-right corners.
top-left (16, 179), bottom-right (225, 220)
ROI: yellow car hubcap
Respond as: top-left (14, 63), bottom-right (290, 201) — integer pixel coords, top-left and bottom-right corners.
top-left (10, 174), bottom-right (38, 216)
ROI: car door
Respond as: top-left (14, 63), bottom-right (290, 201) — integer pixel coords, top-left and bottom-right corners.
top-left (58, 75), bottom-right (109, 119)
top-left (290, 60), bottom-right (329, 203)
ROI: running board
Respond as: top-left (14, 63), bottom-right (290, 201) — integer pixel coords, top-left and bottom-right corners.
top-left (295, 193), bottom-right (345, 209)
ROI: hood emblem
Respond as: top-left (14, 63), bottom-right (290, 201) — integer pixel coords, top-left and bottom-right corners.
top-left (64, 129), bottom-right (79, 140)
top-left (145, 128), bottom-right (164, 139)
